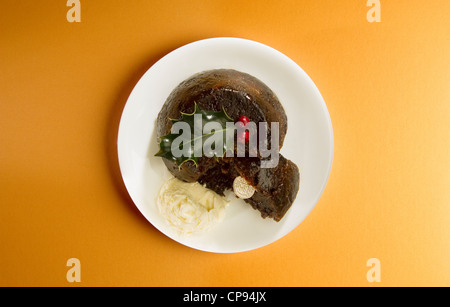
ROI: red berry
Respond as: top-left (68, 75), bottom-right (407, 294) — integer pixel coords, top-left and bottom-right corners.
top-left (237, 116), bottom-right (250, 143)
top-left (244, 130), bottom-right (249, 142)
top-left (238, 130), bottom-right (249, 143)
top-left (239, 116), bottom-right (250, 125)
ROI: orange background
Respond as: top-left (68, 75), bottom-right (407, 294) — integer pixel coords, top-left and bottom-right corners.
top-left (1, 0), bottom-right (449, 286)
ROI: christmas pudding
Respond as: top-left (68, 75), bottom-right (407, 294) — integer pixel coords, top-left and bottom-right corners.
top-left (155, 69), bottom-right (299, 222)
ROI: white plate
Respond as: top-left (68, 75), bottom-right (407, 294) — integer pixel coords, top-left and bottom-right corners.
top-left (117, 37), bottom-right (333, 253)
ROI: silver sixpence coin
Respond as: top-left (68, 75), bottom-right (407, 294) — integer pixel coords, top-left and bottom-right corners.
top-left (233, 176), bottom-right (256, 199)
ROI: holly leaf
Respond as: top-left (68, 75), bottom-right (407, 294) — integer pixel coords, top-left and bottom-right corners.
top-left (155, 103), bottom-right (234, 168)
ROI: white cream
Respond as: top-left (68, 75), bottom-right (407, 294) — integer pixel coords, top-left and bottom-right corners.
top-left (157, 177), bottom-right (229, 235)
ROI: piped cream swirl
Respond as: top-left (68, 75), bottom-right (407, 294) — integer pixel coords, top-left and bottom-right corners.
top-left (157, 177), bottom-right (229, 235)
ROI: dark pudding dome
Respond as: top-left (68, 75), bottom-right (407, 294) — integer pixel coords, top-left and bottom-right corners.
top-left (156, 69), bottom-right (299, 221)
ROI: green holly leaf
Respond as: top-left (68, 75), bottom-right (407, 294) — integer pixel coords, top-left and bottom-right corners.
top-left (155, 103), bottom-right (234, 168)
